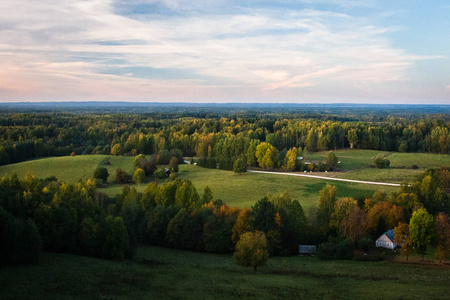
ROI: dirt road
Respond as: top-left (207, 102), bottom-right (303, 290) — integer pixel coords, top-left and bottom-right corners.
top-left (247, 170), bottom-right (401, 187)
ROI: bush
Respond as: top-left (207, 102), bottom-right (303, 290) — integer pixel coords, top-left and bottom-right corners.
top-left (373, 155), bottom-right (390, 168)
top-left (233, 158), bottom-right (247, 174)
top-left (115, 168), bottom-right (129, 184)
top-left (155, 169), bottom-right (166, 179)
top-left (317, 237), bottom-right (353, 260)
top-left (94, 167), bottom-right (109, 184)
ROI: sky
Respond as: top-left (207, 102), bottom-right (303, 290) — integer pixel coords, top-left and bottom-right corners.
top-left (0, 0), bottom-right (449, 104)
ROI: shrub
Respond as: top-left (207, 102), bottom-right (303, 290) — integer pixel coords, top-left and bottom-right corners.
top-left (317, 237), bottom-right (353, 260)
top-left (373, 155), bottom-right (390, 168)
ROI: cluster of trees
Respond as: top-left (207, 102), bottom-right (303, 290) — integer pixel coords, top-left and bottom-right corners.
top-left (93, 153), bottom-right (182, 186)
top-left (1, 166), bottom-right (448, 265)
top-left (111, 181), bottom-right (308, 257)
top-left (313, 168), bottom-right (450, 260)
top-left (1, 112), bottom-right (449, 167)
top-left (0, 174), bottom-right (129, 264)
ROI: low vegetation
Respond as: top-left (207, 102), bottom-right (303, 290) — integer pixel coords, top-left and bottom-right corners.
top-left (1, 246), bottom-right (450, 299)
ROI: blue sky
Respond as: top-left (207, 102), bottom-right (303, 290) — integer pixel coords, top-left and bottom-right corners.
top-left (0, 0), bottom-right (449, 103)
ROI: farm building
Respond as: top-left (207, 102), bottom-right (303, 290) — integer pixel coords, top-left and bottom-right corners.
top-left (376, 229), bottom-right (396, 249)
top-left (299, 245), bottom-right (317, 255)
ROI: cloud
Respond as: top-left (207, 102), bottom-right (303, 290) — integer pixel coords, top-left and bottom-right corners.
top-left (0, 0), bottom-right (446, 103)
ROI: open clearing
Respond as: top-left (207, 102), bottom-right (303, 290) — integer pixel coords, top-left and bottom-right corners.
top-left (1, 246), bottom-right (449, 300)
top-left (2, 150), bottom-right (448, 208)
top-left (176, 164), bottom-right (397, 209)
top-left (306, 150), bottom-right (450, 183)
top-left (0, 155), bottom-right (135, 185)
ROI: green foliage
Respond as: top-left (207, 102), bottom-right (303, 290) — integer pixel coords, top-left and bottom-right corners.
top-left (132, 168), bottom-right (145, 185)
top-left (197, 157), bottom-right (217, 169)
top-left (166, 209), bottom-right (189, 248)
top-left (175, 179), bottom-right (200, 210)
top-left (283, 147), bottom-right (300, 171)
top-left (252, 197), bottom-right (276, 233)
top-left (234, 231), bottom-right (269, 271)
top-left (132, 154), bottom-right (145, 170)
top-left (317, 184), bottom-right (337, 235)
top-left (373, 154), bottom-right (390, 168)
top-left (111, 144), bottom-right (123, 156)
top-left (169, 157), bottom-right (179, 173)
top-left (269, 192), bottom-right (307, 255)
top-left (93, 167), bottom-right (109, 184)
top-left (233, 158), bottom-right (247, 174)
top-left (157, 150), bottom-right (171, 165)
top-left (409, 208), bottom-right (434, 260)
top-left (102, 216), bottom-right (129, 259)
top-left (317, 237), bottom-right (354, 260)
top-left (201, 186), bottom-right (213, 204)
top-left (255, 143), bottom-right (279, 169)
top-left (325, 151), bottom-right (338, 169)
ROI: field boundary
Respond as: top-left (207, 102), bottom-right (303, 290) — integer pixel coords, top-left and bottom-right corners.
top-left (247, 170), bottom-right (401, 187)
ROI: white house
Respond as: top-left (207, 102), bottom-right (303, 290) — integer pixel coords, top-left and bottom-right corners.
top-left (376, 229), bottom-right (396, 250)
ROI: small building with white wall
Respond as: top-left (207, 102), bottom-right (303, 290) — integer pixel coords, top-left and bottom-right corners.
top-left (376, 229), bottom-right (396, 250)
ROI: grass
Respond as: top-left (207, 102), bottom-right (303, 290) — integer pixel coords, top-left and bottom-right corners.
top-left (306, 150), bottom-right (450, 183)
top-left (0, 153), bottom-right (397, 209)
top-left (1, 246), bottom-right (449, 299)
top-left (2, 150), bottom-right (448, 208)
top-left (0, 155), bottom-right (135, 185)
top-left (176, 164), bottom-right (396, 209)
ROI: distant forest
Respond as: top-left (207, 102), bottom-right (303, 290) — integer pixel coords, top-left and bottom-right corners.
top-left (0, 103), bottom-right (449, 166)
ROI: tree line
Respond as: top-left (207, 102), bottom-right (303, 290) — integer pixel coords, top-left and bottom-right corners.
top-left (1, 164), bottom-right (449, 265)
top-left (0, 112), bottom-right (449, 166)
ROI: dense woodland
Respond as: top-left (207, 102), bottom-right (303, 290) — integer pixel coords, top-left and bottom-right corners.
top-left (0, 106), bottom-right (449, 265)
top-left (1, 167), bottom-right (449, 264)
top-left (0, 109), bottom-right (449, 168)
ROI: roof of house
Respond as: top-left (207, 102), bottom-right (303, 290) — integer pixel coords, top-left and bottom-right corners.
top-left (384, 229), bottom-right (395, 242)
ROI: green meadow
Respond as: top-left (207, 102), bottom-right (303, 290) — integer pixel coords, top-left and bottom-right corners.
top-left (1, 246), bottom-right (449, 300)
top-left (306, 150), bottom-right (450, 183)
top-left (1, 150), bottom-right (448, 208)
top-left (175, 164), bottom-right (396, 209)
top-left (0, 155), bottom-right (135, 185)
top-left (0, 154), bottom-right (398, 209)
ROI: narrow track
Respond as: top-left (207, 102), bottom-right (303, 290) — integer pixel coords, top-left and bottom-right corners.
top-left (247, 170), bottom-right (401, 187)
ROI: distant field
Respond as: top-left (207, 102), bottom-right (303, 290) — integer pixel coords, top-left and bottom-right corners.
top-left (2, 150), bottom-right (448, 208)
top-left (306, 150), bottom-right (450, 183)
top-left (176, 164), bottom-right (396, 209)
top-left (0, 155), bottom-right (135, 185)
top-left (1, 246), bottom-right (449, 299)
top-left (306, 149), bottom-right (383, 171)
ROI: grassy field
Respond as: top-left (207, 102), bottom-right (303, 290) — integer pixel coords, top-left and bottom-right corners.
top-left (1, 246), bottom-right (449, 299)
top-left (176, 164), bottom-right (397, 209)
top-left (0, 155), bottom-right (135, 185)
top-left (2, 150), bottom-right (448, 208)
top-left (307, 150), bottom-right (450, 183)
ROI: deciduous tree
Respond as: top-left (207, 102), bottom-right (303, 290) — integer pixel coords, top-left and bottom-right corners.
top-left (394, 222), bottom-right (413, 261)
top-left (233, 158), bottom-right (247, 174)
top-left (409, 208), bottom-right (434, 261)
top-left (234, 231), bottom-right (269, 272)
